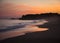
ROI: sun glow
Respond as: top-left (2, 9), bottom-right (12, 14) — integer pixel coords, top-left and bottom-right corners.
top-left (0, 0), bottom-right (60, 18)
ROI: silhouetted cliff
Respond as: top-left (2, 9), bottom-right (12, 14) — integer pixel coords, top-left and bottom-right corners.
top-left (19, 13), bottom-right (60, 20)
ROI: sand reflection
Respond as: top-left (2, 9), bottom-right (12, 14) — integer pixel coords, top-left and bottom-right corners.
top-left (0, 25), bottom-right (48, 40)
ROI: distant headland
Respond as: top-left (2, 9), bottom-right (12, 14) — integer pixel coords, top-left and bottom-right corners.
top-left (19, 13), bottom-right (60, 20)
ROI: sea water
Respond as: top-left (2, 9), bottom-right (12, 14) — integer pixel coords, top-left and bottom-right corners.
top-left (0, 19), bottom-right (48, 40)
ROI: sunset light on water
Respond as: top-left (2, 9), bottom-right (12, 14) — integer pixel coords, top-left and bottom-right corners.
top-left (0, 20), bottom-right (48, 40)
top-left (0, 26), bottom-right (48, 40)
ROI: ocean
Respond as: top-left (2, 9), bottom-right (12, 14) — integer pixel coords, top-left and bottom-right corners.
top-left (0, 19), bottom-right (48, 40)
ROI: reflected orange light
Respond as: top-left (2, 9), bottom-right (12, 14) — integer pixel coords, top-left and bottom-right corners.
top-left (0, 25), bottom-right (48, 40)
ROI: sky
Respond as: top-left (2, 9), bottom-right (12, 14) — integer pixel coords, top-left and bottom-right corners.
top-left (0, 0), bottom-right (60, 18)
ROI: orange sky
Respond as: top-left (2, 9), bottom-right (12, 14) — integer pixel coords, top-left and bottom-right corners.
top-left (0, 0), bottom-right (60, 18)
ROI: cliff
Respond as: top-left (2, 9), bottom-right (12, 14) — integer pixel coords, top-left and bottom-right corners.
top-left (19, 13), bottom-right (60, 20)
